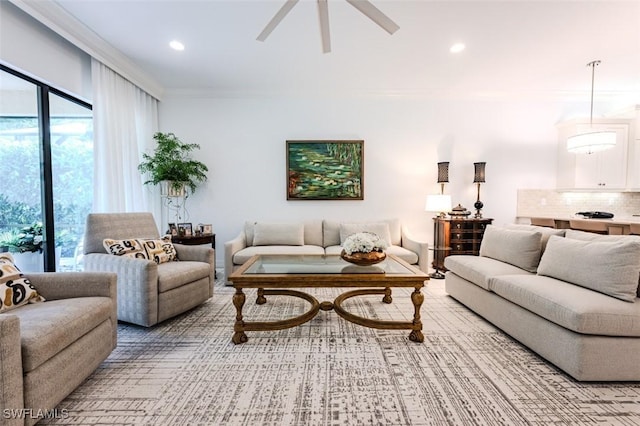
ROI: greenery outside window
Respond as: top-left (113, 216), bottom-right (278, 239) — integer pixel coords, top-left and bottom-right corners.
top-left (0, 66), bottom-right (93, 272)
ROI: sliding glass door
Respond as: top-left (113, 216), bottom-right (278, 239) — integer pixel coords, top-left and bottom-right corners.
top-left (0, 66), bottom-right (93, 271)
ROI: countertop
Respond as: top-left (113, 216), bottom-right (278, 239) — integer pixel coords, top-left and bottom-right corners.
top-left (521, 215), bottom-right (640, 234)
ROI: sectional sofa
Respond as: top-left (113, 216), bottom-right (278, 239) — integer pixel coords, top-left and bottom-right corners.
top-left (444, 224), bottom-right (640, 381)
top-left (224, 219), bottom-right (428, 280)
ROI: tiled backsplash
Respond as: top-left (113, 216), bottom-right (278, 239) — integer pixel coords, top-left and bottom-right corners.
top-left (517, 189), bottom-right (640, 218)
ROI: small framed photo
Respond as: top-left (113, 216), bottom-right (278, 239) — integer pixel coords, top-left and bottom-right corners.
top-left (178, 223), bottom-right (193, 236)
top-left (168, 223), bottom-right (178, 236)
top-left (202, 224), bottom-right (213, 235)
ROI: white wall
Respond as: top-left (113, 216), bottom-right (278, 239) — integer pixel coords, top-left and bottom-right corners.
top-left (159, 94), bottom-right (568, 265)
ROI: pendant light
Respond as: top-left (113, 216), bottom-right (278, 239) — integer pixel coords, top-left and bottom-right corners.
top-left (566, 60), bottom-right (616, 154)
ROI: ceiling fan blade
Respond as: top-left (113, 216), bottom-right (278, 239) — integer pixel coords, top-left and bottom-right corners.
top-left (317, 0), bottom-right (331, 53)
top-left (257, 0), bottom-right (300, 42)
top-left (345, 0), bottom-right (400, 35)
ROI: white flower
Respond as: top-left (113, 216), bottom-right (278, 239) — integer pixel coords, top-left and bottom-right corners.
top-left (342, 232), bottom-right (388, 255)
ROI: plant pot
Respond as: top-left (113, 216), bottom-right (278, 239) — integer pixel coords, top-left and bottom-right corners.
top-left (11, 247), bottom-right (62, 272)
top-left (12, 251), bottom-right (44, 272)
top-left (340, 250), bottom-right (386, 266)
top-left (160, 181), bottom-right (187, 198)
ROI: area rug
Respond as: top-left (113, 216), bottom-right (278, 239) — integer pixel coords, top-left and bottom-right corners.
top-left (42, 274), bottom-right (640, 425)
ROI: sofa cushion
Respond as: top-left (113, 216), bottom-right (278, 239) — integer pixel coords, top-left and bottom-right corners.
top-left (9, 296), bottom-right (112, 372)
top-left (157, 261), bottom-right (212, 293)
top-left (0, 253), bottom-right (45, 313)
top-left (490, 274), bottom-right (640, 336)
top-left (479, 226), bottom-right (542, 273)
top-left (253, 223), bottom-right (305, 246)
top-left (504, 224), bottom-right (566, 252)
top-left (303, 219), bottom-right (324, 247)
top-left (444, 255), bottom-right (533, 290)
top-left (537, 236), bottom-right (640, 303)
top-left (233, 245), bottom-right (325, 265)
top-left (339, 222), bottom-right (392, 246)
top-left (565, 229), bottom-right (640, 243)
top-left (245, 221), bottom-right (322, 246)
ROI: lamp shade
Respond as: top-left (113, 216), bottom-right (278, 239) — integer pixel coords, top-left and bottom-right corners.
top-left (437, 162), bottom-right (449, 183)
top-left (425, 194), bottom-right (452, 213)
top-left (567, 131), bottom-right (616, 154)
top-left (473, 162), bottom-right (486, 183)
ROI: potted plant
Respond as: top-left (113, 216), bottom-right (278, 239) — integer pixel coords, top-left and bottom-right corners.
top-left (1, 222), bottom-right (44, 272)
top-left (138, 132), bottom-right (208, 196)
top-left (0, 223), bottom-right (68, 271)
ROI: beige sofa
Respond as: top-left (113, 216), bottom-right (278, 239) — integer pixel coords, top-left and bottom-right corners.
top-left (224, 219), bottom-right (428, 280)
top-left (445, 224), bottom-right (640, 381)
top-left (0, 271), bottom-right (117, 426)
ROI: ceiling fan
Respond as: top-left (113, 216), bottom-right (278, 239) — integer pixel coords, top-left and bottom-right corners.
top-left (257, 0), bottom-right (400, 53)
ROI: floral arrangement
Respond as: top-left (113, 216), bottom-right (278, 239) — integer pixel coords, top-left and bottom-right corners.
top-left (342, 232), bottom-right (388, 255)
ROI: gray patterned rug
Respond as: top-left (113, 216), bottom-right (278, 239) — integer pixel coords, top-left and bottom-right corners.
top-left (43, 274), bottom-right (640, 425)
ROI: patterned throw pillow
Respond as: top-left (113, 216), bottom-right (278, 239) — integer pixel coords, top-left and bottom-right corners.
top-left (0, 253), bottom-right (45, 313)
top-left (141, 235), bottom-right (178, 264)
top-left (103, 235), bottom-right (177, 264)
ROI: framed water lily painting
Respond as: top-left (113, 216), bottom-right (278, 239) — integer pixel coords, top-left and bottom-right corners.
top-left (287, 140), bottom-right (364, 200)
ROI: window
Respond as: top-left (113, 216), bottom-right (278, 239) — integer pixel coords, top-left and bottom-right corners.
top-left (0, 65), bottom-right (93, 271)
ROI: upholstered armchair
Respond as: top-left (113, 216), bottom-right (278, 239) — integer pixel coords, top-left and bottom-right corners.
top-left (83, 212), bottom-right (214, 327)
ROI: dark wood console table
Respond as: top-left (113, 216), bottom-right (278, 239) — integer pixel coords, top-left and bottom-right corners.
top-left (433, 217), bottom-right (493, 272)
top-left (171, 234), bottom-right (216, 248)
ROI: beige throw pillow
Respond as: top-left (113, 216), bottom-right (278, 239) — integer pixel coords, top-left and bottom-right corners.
top-left (479, 225), bottom-right (543, 273)
top-left (537, 236), bottom-right (640, 302)
top-left (253, 223), bottom-right (305, 246)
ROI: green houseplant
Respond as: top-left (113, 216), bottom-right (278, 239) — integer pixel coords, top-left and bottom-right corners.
top-left (3, 222), bottom-right (44, 253)
top-left (138, 132), bottom-right (209, 194)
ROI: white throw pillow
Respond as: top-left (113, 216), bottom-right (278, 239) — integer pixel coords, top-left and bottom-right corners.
top-left (504, 224), bottom-right (565, 252)
top-left (339, 222), bottom-right (392, 246)
top-left (479, 225), bottom-right (543, 273)
top-left (564, 230), bottom-right (640, 297)
top-left (253, 223), bottom-right (305, 246)
top-left (537, 235), bottom-right (640, 303)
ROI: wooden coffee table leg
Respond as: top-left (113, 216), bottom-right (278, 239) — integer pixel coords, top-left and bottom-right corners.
top-left (232, 287), bottom-right (248, 344)
top-left (256, 288), bottom-right (266, 305)
top-left (382, 287), bottom-right (392, 304)
top-left (409, 286), bottom-right (424, 343)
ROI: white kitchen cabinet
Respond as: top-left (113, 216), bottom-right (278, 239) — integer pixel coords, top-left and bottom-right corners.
top-left (557, 118), bottom-right (632, 190)
top-left (624, 106), bottom-right (640, 190)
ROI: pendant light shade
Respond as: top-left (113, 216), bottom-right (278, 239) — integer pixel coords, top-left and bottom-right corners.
top-left (567, 60), bottom-right (616, 154)
top-left (567, 131), bottom-right (616, 154)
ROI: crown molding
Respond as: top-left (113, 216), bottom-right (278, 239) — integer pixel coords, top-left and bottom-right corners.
top-left (8, 0), bottom-right (164, 100)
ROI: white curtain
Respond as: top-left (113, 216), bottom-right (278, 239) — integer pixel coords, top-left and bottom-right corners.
top-left (91, 58), bottom-right (162, 224)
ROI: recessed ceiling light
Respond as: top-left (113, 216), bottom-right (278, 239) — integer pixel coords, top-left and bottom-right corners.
top-left (169, 40), bottom-right (185, 51)
top-left (450, 43), bottom-right (465, 53)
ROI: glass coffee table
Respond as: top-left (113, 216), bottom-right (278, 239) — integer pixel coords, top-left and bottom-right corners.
top-left (228, 254), bottom-right (429, 344)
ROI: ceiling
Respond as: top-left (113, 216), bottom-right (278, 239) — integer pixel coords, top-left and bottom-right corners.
top-left (48, 0), bottom-right (640, 101)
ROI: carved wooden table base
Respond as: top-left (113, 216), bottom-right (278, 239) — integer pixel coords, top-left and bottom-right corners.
top-left (232, 285), bottom-right (424, 344)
